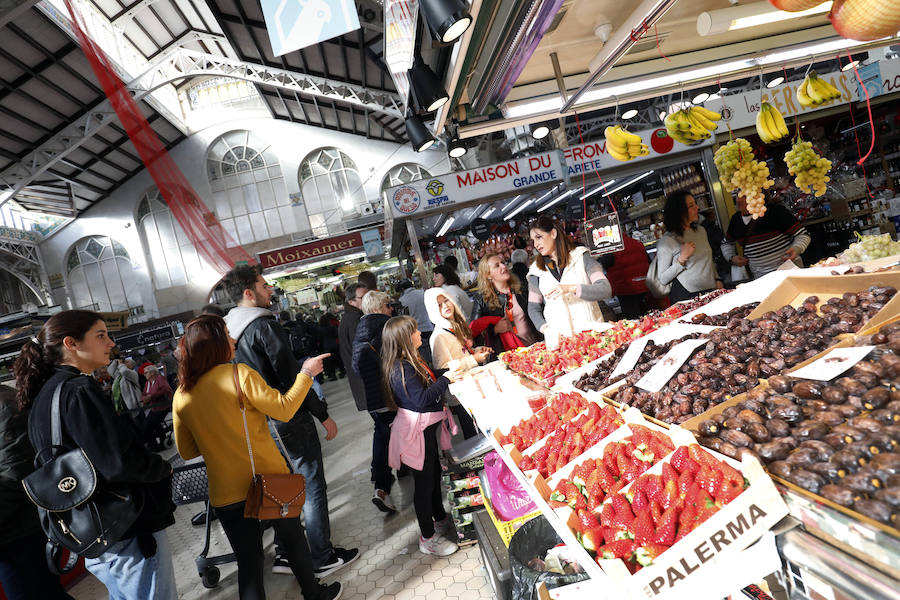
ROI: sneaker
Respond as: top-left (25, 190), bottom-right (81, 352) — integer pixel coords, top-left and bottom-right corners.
top-left (434, 515), bottom-right (454, 538)
top-left (321, 581), bottom-right (342, 600)
top-left (314, 547), bottom-right (360, 577)
top-left (272, 551), bottom-right (292, 575)
top-left (372, 490), bottom-right (397, 513)
top-left (419, 533), bottom-right (458, 557)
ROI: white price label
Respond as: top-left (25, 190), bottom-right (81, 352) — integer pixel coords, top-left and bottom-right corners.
top-left (610, 337), bottom-right (650, 379)
top-left (790, 345), bottom-right (876, 381)
top-left (636, 338), bottom-right (709, 393)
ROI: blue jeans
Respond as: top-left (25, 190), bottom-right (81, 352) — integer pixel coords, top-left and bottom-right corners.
top-left (270, 418), bottom-right (333, 569)
top-left (370, 411), bottom-right (395, 494)
top-left (84, 530), bottom-right (176, 600)
top-left (298, 357), bottom-right (325, 400)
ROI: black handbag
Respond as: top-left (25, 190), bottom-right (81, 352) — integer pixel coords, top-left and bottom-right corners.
top-left (21, 380), bottom-right (142, 561)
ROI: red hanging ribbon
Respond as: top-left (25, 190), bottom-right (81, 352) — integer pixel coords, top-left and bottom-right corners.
top-left (62, 0), bottom-right (252, 274)
top-left (848, 51), bottom-right (876, 167)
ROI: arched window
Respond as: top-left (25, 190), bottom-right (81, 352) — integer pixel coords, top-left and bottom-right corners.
top-left (66, 236), bottom-right (143, 313)
top-left (207, 130), bottom-right (306, 245)
top-left (380, 162), bottom-right (432, 192)
top-left (299, 147), bottom-right (366, 237)
top-left (137, 188), bottom-right (202, 289)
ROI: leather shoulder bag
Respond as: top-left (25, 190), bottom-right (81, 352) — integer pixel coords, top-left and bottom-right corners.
top-left (235, 364), bottom-right (306, 520)
top-left (22, 379), bottom-right (142, 560)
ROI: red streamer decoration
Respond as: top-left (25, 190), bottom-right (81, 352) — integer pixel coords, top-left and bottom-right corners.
top-left (63, 0), bottom-right (252, 274)
top-left (848, 51), bottom-right (876, 167)
top-left (654, 24), bottom-right (670, 62)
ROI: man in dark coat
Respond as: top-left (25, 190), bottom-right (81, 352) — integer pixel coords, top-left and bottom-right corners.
top-left (338, 283), bottom-right (368, 412)
top-left (351, 290), bottom-right (397, 514)
top-left (222, 264), bottom-right (358, 577)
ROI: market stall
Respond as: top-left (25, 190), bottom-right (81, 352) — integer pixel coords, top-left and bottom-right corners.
top-left (445, 261), bottom-right (900, 600)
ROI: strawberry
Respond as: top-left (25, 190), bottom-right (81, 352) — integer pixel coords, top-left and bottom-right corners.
top-left (600, 500), bottom-right (616, 525)
top-left (608, 510), bottom-right (635, 531)
top-left (695, 490), bottom-right (718, 524)
top-left (518, 456), bottom-right (536, 471)
top-left (678, 503), bottom-right (696, 532)
top-left (631, 511), bottom-right (655, 545)
top-left (716, 475), bottom-right (745, 505)
top-left (688, 444), bottom-right (720, 470)
top-left (587, 402), bottom-right (602, 421)
top-left (661, 462), bottom-right (679, 484)
top-left (661, 479), bottom-right (679, 509)
top-left (581, 526), bottom-right (604, 553)
top-left (650, 500), bottom-right (664, 525)
top-left (598, 539), bottom-right (636, 561)
top-left (634, 542), bottom-right (669, 566)
top-left (642, 474), bottom-right (665, 504)
top-left (670, 445), bottom-right (691, 473)
top-left (696, 466), bottom-right (722, 497)
top-left (610, 493), bottom-right (632, 517)
top-left (573, 459), bottom-right (594, 481)
top-left (653, 506), bottom-right (678, 545)
top-left (631, 490), bottom-right (649, 512)
top-left (677, 470), bottom-right (694, 495)
top-left (578, 509), bottom-right (599, 532)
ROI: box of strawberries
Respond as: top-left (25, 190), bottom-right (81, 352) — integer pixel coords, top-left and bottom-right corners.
top-left (577, 442), bottom-right (787, 598)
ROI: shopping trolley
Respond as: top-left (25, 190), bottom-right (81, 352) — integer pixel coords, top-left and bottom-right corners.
top-left (171, 462), bottom-right (235, 588)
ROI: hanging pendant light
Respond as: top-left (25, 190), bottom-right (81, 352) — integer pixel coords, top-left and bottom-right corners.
top-left (420, 0), bottom-right (472, 44)
top-left (406, 115), bottom-right (437, 152)
top-left (409, 58), bottom-right (449, 113)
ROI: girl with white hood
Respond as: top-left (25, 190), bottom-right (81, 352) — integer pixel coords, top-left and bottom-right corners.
top-left (423, 288), bottom-right (485, 439)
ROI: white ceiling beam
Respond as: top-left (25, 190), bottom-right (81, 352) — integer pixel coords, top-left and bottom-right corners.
top-left (0, 47), bottom-right (404, 205)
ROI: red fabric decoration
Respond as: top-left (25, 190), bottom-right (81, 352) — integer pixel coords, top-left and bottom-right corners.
top-left (63, 0), bottom-right (252, 274)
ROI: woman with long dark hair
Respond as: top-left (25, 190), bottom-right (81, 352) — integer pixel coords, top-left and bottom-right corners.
top-left (382, 316), bottom-right (462, 557)
top-left (657, 190), bottom-right (722, 302)
top-left (431, 264), bottom-right (473, 320)
top-left (13, 310), bottom-right (176, 599)
top-left (527, 215), bottom-right (612, 345)
top-left (471, 253), bottom-right (539, 354)
top-left (172, 314), bottom-right (339, 600)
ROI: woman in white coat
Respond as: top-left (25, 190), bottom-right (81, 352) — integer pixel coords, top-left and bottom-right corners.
top-left (423, 287), bottom-right (486, 439)
top-left (527, 215), bottom-right (612, 346)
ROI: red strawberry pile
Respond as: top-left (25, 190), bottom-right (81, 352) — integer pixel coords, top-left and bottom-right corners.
top-left (499, 392), bottom-right (589, 451)
top-left (517, 403), bottom-right (626, 477)
top-left (548, 426), bottom-right (674, 514)
top-left (500, 318), bottom-right (675, 386)
top-left (591, 445), bottom-right (748, 573)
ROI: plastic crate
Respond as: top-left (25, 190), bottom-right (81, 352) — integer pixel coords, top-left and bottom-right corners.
top-left (480, 484), bottom-right (541, 547)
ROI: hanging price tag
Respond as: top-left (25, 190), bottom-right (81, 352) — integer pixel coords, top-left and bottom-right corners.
top-left (790, 345), bottom-right (876, 381)
top-left (636, 337), bottom-right (709, 393)
top-left (610, 337), bottom-right (650, 379)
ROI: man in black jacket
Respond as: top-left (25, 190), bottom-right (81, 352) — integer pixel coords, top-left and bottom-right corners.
top-left (339, 283), bottom-right (368, 412)
top-left (223, 264), bottom-right (358, 578)
top-left (351, 290), bottom-right (397, 513)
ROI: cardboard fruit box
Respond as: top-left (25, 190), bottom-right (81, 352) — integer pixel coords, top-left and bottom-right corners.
top-left (594, 448), bottom-right (789, 599)
top-left (745, 271), bottom-right (900, 332)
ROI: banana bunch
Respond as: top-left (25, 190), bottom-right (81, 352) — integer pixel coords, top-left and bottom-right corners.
top-left (755, 102), bottom-right (790, 143)
top-left (664, 106), bottom-right (721, 146)
top-left (797, 71), bottom-right (841, 107)
top-left (604, 126), bottom-right (649, 162)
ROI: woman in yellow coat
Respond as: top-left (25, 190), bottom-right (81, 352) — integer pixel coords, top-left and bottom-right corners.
top-left (172, 314), bottom-right (339, 600)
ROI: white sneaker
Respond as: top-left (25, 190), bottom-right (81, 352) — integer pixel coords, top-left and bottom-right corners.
top-left (372, 490), bottom-right (397, 513)
top-left (419, 533), bottom-right (458, 557)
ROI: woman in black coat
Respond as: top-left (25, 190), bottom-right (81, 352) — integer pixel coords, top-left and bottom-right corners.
top-left (13, 310), bottom-right (176, 600)
top-left (470, 254), bottom-right (540, 356)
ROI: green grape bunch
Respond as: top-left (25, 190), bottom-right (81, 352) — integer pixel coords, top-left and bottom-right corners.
top-left (731, 159), bottom-right (775, 219)
top-left (714, 138), bottom-right (753, 192)
top-left (785, 140), bottom-right (832, 197)
top-left (842, 233), bottom-right (900, 263)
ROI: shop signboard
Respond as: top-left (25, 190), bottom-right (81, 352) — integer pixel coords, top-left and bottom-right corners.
top-left (360, 228), bottom-right (384, 259)
top-left (258, 228), bottom-right (384, 269)
top-left (384, 150), bottom-right (566, 218)
top-left (563, 128), bottom-right (713, 177)
top-left (584, 212), bottom-right (625, 257)
top-left (115, 323), bottom-right (176, 351)
top-left (714, 58), bottom-right (900, 133)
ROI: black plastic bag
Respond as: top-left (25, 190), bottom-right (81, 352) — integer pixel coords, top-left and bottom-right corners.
top-left (508, 516), bottom-right (589, 600)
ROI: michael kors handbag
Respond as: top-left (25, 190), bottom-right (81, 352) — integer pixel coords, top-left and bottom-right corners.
top-left (234, 364), bottom-right (306, 520)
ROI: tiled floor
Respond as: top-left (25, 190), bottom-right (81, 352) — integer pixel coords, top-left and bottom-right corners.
top-left (70, 377), bottom-right (494, 600)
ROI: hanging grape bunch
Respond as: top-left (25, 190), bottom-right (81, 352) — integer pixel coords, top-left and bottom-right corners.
top-left (785, 140), bottom-right (832, 197)
top-left (714, 138), bottom-right (773, 219)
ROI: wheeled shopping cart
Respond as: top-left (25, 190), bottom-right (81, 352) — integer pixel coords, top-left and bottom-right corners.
top-left (171, 462), bottom-right (236, 588)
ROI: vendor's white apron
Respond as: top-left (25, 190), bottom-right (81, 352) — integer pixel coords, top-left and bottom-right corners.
top-left (530, 246), bottom-right (605, 345)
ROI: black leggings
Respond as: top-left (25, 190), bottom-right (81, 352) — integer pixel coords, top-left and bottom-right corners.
top-left (412, 423), bottom-right (447, 539)
top-left (215, 502), bottom-right (323, 600)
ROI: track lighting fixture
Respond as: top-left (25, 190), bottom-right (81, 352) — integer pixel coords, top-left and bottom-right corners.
top-left (420, 0), bottom-right (472, 44)
top-left (409, 58), bottom-right (449, 113)
top-left (406, 114), bottom-right (437, 152)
